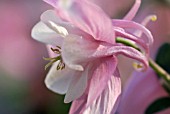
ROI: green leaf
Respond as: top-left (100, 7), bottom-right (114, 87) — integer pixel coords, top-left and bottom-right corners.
top-left (145, 97), bottom-right (170, 114)
top-left (156, 43), bottom-right (170, 74)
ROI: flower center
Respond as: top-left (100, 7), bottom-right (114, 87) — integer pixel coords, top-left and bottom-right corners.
top-left (43, 21), bottom-right (68, 70)
top-left (44, 46), bottom-right (65, 70)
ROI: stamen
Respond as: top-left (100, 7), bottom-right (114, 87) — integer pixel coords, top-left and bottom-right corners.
top-left (51, 47), bottom-right (61, 54)
top-left (141, 15), bottom-right (157, 26)
top-left (43, 46), bottom-right (65, 70)
top-left (150, 15), bottom-right (157, 22)
top-left (57, 60), bottom-right (65, 70)
top-left (43, 56), bottom-right (61, 70)
top-left (133, 62), bottom-right (144, 71)
top-left (45, 59), bottom-right (58, 70)
top-left (134, 15), bottom-right (157, 37)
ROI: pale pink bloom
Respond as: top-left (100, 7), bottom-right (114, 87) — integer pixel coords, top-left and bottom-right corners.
top-left (31, 0), bottom-right (153, 113)
top-left (117, 68), bottom-right (170, 114)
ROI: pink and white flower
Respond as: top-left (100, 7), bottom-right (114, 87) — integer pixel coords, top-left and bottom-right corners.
top-left (31, 0), bottom-right (153, 113)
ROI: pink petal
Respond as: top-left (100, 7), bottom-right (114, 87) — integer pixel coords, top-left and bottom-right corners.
top-left (87, 57), bottom-right (118, 106)
top-left (41, 9), bottom-right (92, 44)
top-left (69, 68), bottom-right (121, 114)
top-left (112, 19), bottom-right (153, 44)
top-left (93, 45), bottom-right (149, 70)
top-left (62, 34), bottom-right (148, 71)
top-left (43, 0), bottom-right (59, 8)
top-left (115, 29), bottom-right (149, 56)
top-left (45, 0), bottom-right (115, 44)
top-left (69, 91), bottom-right (88, 114)
top-left (61, 34), bottom-right (99, 71)
top-left (123, 0), bottom-right (141, 20)
top-left (117, 68), bottom-right (169, 114)
top-left (41, 10), bottom-right (68, 25)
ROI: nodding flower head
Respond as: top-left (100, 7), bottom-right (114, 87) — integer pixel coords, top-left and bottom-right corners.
top-left (31, 0), bottom-right (154, 114)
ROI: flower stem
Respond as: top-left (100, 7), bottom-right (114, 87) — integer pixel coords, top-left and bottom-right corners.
top-left (116, 37), bottom-right (170, 85)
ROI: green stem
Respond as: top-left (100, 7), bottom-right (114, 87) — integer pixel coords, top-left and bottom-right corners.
top-left (116, 37), bottom-right (170, 85)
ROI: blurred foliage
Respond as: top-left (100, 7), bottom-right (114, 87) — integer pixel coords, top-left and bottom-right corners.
top-left (156, 43), bottom-right (170, 74)
top-left (145, 97), bottom-right (170, 114)
top-left (0, 70), bottom-right (71, 114)
top-left (145, 43), bottom-right (170, 114)
top-left (47, 95), bottom-right (71, 114)
top-left (0, 71), bottom-right (29, 114)
top-left (149, 0), bottom-right (170, 6)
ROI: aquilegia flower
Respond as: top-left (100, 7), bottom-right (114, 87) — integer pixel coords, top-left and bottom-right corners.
top-left (31, 0), bottom-right (153, 113)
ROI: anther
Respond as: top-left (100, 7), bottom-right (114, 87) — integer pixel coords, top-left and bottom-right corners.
top-left (150, 15), bottom-right (157, 22)
top-left (51, 47), bottom-right (61, 54)
top-left (141, 15), bottom-right (157, 26)
top-left (133, 62), bottom-right (144, 71)
top-left (57, 60), bottom-right (65, 70)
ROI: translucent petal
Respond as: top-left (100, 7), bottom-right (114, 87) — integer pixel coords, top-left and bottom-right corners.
top-left (93, 45), bottom-right (149, 70)
top-left (70, 69), bottom-right (121, 114)
top-left (85, 69), bottom-right (121, 114)
top-left (64, 63), bottom-right (90, 103)
top-left (87, 57), bottom-right (118, 106)
top-left (31, 21), bottom-right (63, 46)
top-left (44, 0), bottom-right (115, 44)
top-left (45, 62), bottom-right (74, 94)
top-left (41, 9), bottom-right (88, 39)
top-left (123, 0), bottom-right (141, 20)
top-left (112, 19), bottom-right (153, 44)
top-left (115, 29), bottom-right (149, 55)
top-left (43, 0), bottom-right (59, 8)
top-left (62, 34), bottom-right (99, 71)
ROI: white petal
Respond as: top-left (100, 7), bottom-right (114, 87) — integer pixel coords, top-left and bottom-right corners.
top-left (40, 10), bottom-right (71, 28)
top-left (31, 21), bottom-right (63, 46)
top-left (47, 21), bottom-right (68, 37)
top-left (62, 34), bottom-right (99, 71)
top-left (45, 62), bottom-right (74, 94)
top-left (58, 0), bottom-right (73, 9)
top-left (41, 10), bottom-right (61, 24)
top-left (41, 10), bottom-right (85, 37)
top-left (64, 64), bottom-right (90, 103)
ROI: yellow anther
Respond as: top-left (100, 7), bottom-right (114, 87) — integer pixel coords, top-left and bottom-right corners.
top-left (151, 15), bottom-right (157, 21)
top-left (133, 62), bottom-right (143, 71)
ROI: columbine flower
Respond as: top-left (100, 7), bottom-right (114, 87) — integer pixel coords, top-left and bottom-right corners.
top-left (31, 0), bottom-right (153, 113)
